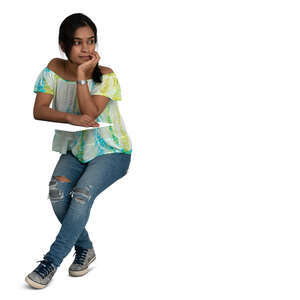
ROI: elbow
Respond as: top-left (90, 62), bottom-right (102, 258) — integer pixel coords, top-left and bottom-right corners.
top-left (33, 110), bottom-right (39, 120)
top-left (33, 109), bottom-right (41, 120)
top-left (90, 109), bottom-right (101, 120)
top-left (91, 113), bottom-right (99, 120)
top-left (82, 111), bottom-right (98, 120)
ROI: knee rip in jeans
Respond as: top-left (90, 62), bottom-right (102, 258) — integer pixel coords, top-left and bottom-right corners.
top-left (48, 175), bottom-right (70, 202)
top-left (69, 186), bottom-right (92, 205)
top-left (55, 176), bottom-right (71, 183)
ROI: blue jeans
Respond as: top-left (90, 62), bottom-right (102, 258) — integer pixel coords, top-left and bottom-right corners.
top-left (43, 150), bottom-right (131, 268)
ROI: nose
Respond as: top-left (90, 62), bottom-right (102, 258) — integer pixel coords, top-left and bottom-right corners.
top-left (81, 42), bottom-right (91, 52)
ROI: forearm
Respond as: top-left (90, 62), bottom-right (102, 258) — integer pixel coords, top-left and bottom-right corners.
top-left (34, 106), bottom-right (71, 123)
top-left (76, 71), bottom-right (98, 118)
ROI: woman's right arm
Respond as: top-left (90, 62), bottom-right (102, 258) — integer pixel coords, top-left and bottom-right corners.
top-left (33, 92), bottom-right (99, 127)
top-left (33, 92), bottom-right (71, 123)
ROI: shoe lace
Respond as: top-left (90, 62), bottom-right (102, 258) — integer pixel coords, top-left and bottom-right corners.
top-left (34, 259), bottom-right (55, 279)
top-left (73, 247), bottom-right (88, 265)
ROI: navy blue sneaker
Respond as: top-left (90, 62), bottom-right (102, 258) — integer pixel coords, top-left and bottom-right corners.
top-left (69, 246), bottom-right (96, 277)
top-left (25, 258), bottom-right (57, 289)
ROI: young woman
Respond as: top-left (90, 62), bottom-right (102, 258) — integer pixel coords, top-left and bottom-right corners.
top-left (25, 13), bottom-right (132, 289)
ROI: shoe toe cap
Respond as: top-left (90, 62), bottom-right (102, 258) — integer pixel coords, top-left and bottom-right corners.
top-left (28, 271), bottom-right (42, 282)
top-left (27, 271), bottom-right (47, 285)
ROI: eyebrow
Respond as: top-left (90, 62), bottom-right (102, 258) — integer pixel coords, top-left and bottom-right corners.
top-left (73, 36), bottom-right (95, 40)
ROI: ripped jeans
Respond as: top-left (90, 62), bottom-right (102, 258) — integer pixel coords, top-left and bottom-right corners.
top-left (43, 150), bottom-right (131, 268)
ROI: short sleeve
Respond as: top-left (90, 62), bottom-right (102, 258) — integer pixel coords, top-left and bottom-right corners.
top-left (33, 67), bottom-right (55, 95)
top-left (90, 73), bottom-right (121, 101)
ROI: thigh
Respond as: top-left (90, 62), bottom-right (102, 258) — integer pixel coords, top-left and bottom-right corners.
top-left (51, 151), bottom-right (86, 184)
top-left (49, 151), bottom-right (86, 197)
top-left (73, 153), bottom-right (131, 200)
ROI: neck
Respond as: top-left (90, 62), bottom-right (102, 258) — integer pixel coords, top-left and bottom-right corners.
top-left (64, 60), bottom-right (80, 77)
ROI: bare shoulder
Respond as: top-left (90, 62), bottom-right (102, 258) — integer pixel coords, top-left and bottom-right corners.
top-left (47, 58), bottom-right (62, 72)
top-left (99, 65), bottom-right (114, 74)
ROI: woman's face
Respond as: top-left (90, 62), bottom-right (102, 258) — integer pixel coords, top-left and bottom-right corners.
top-left (64, 26), bottom-right (96, 65)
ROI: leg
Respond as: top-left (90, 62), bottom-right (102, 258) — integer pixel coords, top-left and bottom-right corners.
top-left (43, 153), bottom-right (131, 268)
top-left (48, 151), bottom-right (93, 253)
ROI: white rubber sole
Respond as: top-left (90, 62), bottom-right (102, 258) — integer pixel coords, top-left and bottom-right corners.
top-left (25, 275), bottom-right (46, 289)
top-left (69, 256), bottom-right (96, 277)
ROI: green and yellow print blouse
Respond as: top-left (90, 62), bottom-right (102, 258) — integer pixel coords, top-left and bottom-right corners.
top-left (33, 66), bottom-right (132, 163)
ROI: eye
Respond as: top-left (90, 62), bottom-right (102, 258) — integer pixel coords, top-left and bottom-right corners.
top-left (73, 40), bottom-right (95, 46)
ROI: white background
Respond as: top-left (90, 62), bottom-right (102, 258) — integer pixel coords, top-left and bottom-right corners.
top-left (0, 0), bottom-right (299, 299)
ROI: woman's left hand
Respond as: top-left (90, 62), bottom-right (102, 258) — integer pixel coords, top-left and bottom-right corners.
top-left (78, 50), bottom-right (101, 76)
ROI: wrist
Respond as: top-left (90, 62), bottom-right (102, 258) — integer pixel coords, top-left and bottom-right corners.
top-left (65, 112), bottom-right (72, 123)
top-left (77, 69), bottom-right (87, 80)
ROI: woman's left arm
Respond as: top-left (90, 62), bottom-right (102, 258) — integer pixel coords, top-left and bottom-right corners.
top-left (76, 70), bottom-right (99, 119)
top-left (76, 51), bottom-right (110, 119)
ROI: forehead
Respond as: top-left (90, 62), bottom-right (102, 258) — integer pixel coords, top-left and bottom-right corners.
top-left (73, 26), bottom-right (95, 39)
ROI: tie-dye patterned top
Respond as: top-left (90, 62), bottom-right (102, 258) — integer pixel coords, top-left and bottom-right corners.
top-left (33, 66), bottom-right (132, 163)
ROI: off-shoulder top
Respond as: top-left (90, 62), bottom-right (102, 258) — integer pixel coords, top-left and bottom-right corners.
top-left (33, 66), bottom-right (132, 163)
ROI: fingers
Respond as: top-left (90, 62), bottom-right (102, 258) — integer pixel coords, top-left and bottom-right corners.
top-left (92, 51), bottom-right (100, 62)
top-left (82, 116), bottom-right (99, 127)
top-left (84, 122), bottom-right (99, 127)
top-left (85, 121), bottom-right (99, 127)
top-left (92, 121), bottom-right (99, 127)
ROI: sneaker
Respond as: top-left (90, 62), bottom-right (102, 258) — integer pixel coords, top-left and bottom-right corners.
top-left (25, 258), bottom-right (57, 289)
top-left (69, 246), bottom-right (96, 277)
